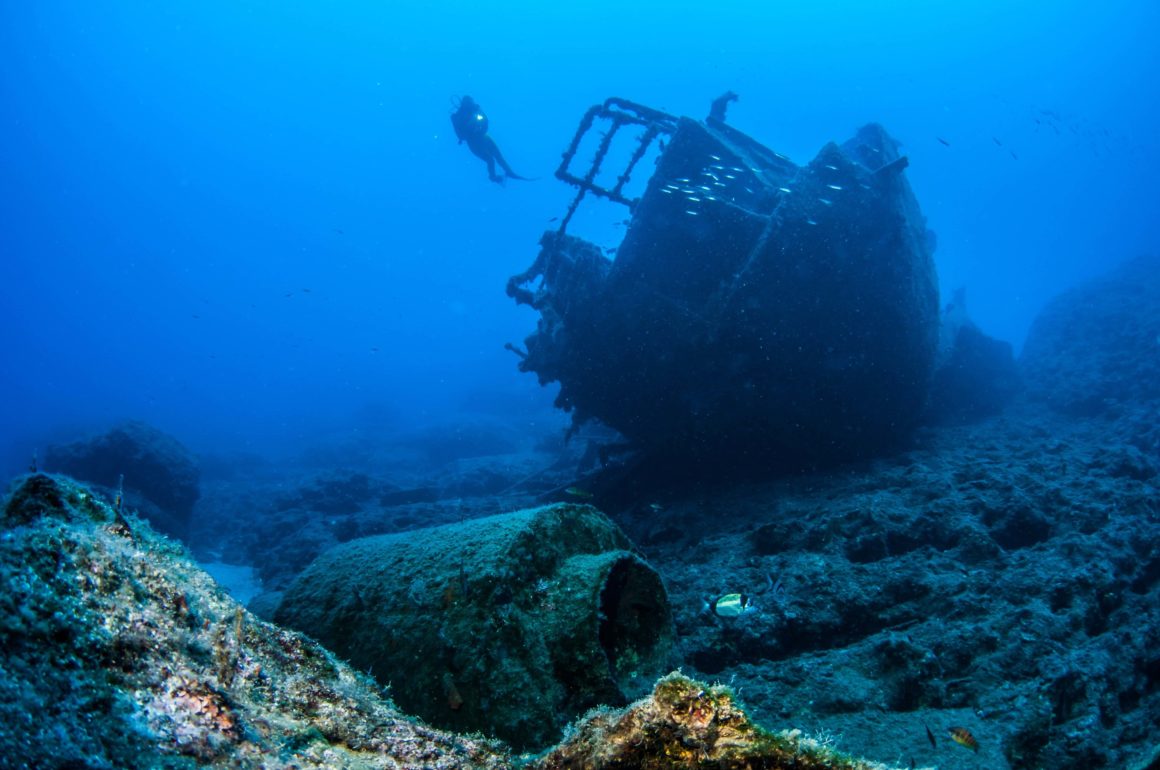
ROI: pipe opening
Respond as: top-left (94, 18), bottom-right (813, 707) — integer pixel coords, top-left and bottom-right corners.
top-left (597, 556), bottom-right (673, 689)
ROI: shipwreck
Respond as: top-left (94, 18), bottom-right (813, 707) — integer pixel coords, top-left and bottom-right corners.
top-left (507, 97), bottom-right (941, 477)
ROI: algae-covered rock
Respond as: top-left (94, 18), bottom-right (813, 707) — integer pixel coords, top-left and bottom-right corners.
top-left (0, 474), bottom-right (511, 769)
top-left (540, 673), bottom-right (908, 770)
top-left (275, 503), bottom-right (676, 751)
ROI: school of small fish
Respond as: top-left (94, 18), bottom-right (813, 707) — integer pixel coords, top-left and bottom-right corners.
top-left (659, 153), bottom-right (761, 217)
top-left (658, 148), bottom-right (858, 231)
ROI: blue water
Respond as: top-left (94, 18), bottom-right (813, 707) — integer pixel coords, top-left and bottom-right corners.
top-left (2, 1), bottom-right (1157, 470)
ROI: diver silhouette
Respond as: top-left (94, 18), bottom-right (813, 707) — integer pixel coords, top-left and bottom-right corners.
top-left (451, 95), bottom-right (529, 184)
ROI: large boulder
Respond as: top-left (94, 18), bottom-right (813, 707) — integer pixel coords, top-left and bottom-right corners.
top-left (276, 504), bottom-right (675, 751)
top-left (509, 102), bottom-right (939, 476)
top-left (1021, 255), bottom-right (1160, 416)
top-left (46, 420), bottom-right (200, 539)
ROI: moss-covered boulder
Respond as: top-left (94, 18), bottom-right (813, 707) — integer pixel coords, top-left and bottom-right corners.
top-left (276, 503), bottom-right (676, 750)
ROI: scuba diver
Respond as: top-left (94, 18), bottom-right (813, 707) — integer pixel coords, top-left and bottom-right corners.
top-left (450, 95), bottom-right (530, 184)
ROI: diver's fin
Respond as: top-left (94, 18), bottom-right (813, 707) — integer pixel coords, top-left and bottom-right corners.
top-left (492, 145), bottom-right (536, 181)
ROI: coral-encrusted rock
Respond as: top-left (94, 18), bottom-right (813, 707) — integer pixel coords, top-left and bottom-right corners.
top-left (46, 420), bottom-right (201, 540)
top-left (0, 474), bottom-right (511, 770)
top-left (539, 673), bottom-right (899, 770)
top-left (1021, 255), bottom-right (1160, 416)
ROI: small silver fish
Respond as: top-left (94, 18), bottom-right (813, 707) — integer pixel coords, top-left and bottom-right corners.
top-left (827, 184), bottom-right (843, 191)
top-left (778, 187), bottom-right (792, 194)
top-left (819, 198), bottom-right (833, 206)
top-left (806, 218), bottom-right (818, 225)
top-left (709, 154), bottom-right (722, 161)
top-left (825, 164), bottom-right (838, 171)
top-left (687, 196), bottom-right (701, 202)
top-left (685, 209), bottom-right (699, 216)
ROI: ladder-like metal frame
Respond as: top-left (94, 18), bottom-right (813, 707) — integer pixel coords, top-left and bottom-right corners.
top-left (554, 97), bottom-right (678, 234)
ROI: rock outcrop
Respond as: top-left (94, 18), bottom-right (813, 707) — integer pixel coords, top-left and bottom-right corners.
top-left (0, 474), bottom-right (509, 768)
top-left (537, 673), bottom-right (894, 770)
top-left (1021, 254), bottom-right (1160, 416)
top-left (46, 420), bottom-right (200, 540)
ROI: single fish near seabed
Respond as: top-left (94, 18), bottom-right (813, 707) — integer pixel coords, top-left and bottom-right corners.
top-left (948, 726), bottom-right (978, 752)
top-left (706, 592), bottom-right (756, 618)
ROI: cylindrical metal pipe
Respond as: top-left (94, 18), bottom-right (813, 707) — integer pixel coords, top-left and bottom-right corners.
top-left (274, 503), bottom-right (674, 750)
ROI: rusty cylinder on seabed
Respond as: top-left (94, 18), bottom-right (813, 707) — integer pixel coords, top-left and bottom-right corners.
top-left (274, 503), bottom-right (675, 751)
